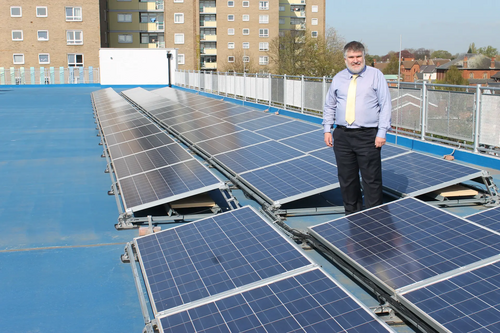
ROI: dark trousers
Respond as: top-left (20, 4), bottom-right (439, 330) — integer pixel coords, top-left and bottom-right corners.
top-left (333, 127), bottom-right (383, 215)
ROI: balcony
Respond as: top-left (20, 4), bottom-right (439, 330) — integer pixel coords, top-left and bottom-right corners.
top-left (289, 0), bottom-right (306, 3)
top-left (139, 41), bottom-right (165, 48)
top-left (291, 23), bottom-right (306, 30)
top-left (201, 48), bottom-right (217, 55)
top-left (200, 35), bottom-right (217, 42)
top-left (200, 21), bottom-right (217, 28)
top-left (138, 0), bottom-right (164, 11)
top-left (200, 6), bottom-right (216, 14)
top-left (139, 22), bottom-right (164, 32)
top-left (201, 62), bottom-right (217, 69)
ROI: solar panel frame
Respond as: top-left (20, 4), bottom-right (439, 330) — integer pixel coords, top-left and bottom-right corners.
top-left (195, 130), bottom-right (270, 156)
top-left (134, 206), bottom-right (315, 315)
top-left (255, 121), bottom-right (320, 141)
top-left (156, 267), bottom-right (395, 333)
top-left (465, 206), bottom-right (500, 233)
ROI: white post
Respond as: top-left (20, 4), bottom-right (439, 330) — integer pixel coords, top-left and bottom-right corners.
top-left (420, 81), bottom-right (427, 140)
top-left (301, 75), bottom-right (304, 113)
top-left (283, 74), bottom-right (287, 110)
top-left (474, 84), bottom-right (482, 152)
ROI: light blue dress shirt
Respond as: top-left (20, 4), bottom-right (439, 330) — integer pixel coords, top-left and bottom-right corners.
top-left (322, 65), bottom-right (392, 138)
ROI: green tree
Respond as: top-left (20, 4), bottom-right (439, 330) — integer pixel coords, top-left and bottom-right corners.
top-left (435, 66), bottom-right (468, 90)
top-left (467, 43), bottom-right (477, 53)
top-left (383, 54), bottom-right (400, 75)
top-left (477, 45), bottom-right (498, 58)
top-left (431, 50), bottom-right (452, 59)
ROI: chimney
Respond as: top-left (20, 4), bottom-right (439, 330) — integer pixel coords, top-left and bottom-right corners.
top-left (463, 56), bottom-right (468, 69)
top-left (491, 57), bottom-right (496, 69)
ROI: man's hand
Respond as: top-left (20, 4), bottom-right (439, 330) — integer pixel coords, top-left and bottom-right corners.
top-left (375, 136), bottom-right (386, 148)
top-left (324, 132), bottom-right (333, 147)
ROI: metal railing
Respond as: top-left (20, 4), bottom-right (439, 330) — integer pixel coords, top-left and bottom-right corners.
top-left (0, 67), bottom-right (99, 85)
top-left (175, 70), bottom-right (500, 155)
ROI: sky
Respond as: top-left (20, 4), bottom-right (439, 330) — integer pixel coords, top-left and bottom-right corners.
top-left (325, 0), bottom-right (500, 56)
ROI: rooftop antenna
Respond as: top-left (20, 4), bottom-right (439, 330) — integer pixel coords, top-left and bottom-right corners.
top-left (395, 35), bottom-right (402, 145)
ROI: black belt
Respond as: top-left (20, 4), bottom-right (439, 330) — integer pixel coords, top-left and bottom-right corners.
top-left (336, 125), bottom-right (377, 131)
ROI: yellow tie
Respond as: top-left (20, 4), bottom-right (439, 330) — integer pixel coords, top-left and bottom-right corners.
top-left (345, 74), bottom-right (359, 125)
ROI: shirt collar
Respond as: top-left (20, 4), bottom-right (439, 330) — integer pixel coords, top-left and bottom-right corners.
top-left (347, 65), bottom-right (367, 78)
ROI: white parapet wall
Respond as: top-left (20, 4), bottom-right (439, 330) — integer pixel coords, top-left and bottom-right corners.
top-left (99, 48), bottom-right (177, 85)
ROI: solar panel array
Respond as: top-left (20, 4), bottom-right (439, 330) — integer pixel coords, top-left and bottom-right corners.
top-left (121, 87), bottom-right (340, 206)
top-left (309, 197), bottom-right (500, 331)
top-left (134, 206), bottom-right (393, 332)
top-left (92, 88), bottom-right (223, 212)
top-left (466, 205), bottom-right (500, 233)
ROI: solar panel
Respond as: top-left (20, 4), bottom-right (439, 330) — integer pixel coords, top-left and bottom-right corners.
top-left (224, 111), bottom-right (271, 124)
top-left (255, 120), bottom-right (320, 141)
top-left (465, 206), bottom-right (500, 233)
top-left (401, 259), bottom-right (500, 333)
top-left (195, 130), bottom-right (269, 156)
top-left (157, 268), bottom-right (394, 333)
top-left (181, 123), bottom-right (244, 143)
top-left (102, 123), bottom-right (162, 145)
top-left (210, 105), bottom-right (253, 119)
top-left (170, 116), bottom-right (224, 134)
top-left (382, 152), bottom-right (484, 197)
top-left (108, 133), bottom-right (176, 159)
top-left (309, 197), bottom-right (500, 293)
top-left (134, 206), bottom-right (314, 314)
top-left (236, 115), bottom-right (294, 132)
top-left (118, 159), bottom-right (222, 212)
top-left (278, 130), bottom-right (325, 153)
top-left (238, 156), bottom-right (339, 205)
top-left (214, 141), bottom-right (304, 174)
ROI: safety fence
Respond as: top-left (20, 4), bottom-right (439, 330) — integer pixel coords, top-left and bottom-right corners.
top-left (175, 70), bottom-right (500, 155)
top-left (0, 67), bottom-right (99, 85)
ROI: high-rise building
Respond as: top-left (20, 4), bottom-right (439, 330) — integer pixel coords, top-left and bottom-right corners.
top-left (1, 1), bottom-right (104, 70)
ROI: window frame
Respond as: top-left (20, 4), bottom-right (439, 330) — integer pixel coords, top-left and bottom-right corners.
top-left (259, 56), bottom-right (269, 65)
top-left (37, 30), bottom-right (49, 41)
top-left (243, 56), bottom-right (250, 63)
top-left (312, 5), bottom-right (318, 12)
top-left (66, 30), bottom-right (83, 45)
top-left (174, 33), bottom-right (184, 44)
top-left (227, 1), bottom-right (234, 7)
top-left (174, 13), bottom-right (184, 23)
top-left (227, 14), bottom-right (234, 21)
top-left (12, 30), bottom-right (23, 41)
top-left (242, 1), bottom-right (249, 7)
top-left (228, 42), bottom-right (235, 49)
top-left (311, 18), bottom-right (318, 25)
top-left (228, 28), bottom-right (235, 35)
top-left (259, 28), bottom-right (269, 37)
top-left (259, 42), bottom-right (269, 51)
top-left (10, 6), bottom-right (22, 17)
top-left (242, 14), bottom-right (249, 21)
top-left (117, 13), bottom-right (133, 22)
top-left (311, 31), bottom-right (318, 38)
top-left (259, 1), bottom-right (269, 10)
top-left (259, 15), bottom-right (269, 23)
top-left (118, 34), bottom-right (133, 43)
top-left (177, 54), bottom-right (185, 65)
top-left (66, 7), bottom-right (82, 21)
top-left (13, 54), bottom-right (25, 65)
top-left (228, 56), bottom-right (235, 62)
top-left (38, 53), bottom-right (50, 64)
top-left (36, 6), bottom-right (48, 17)
top-left (242, 42), bottom-right (250, 49)
top-left (242, 28), bottom-right (250, 35)
top-left (68, 53), bottom-right (84, 67)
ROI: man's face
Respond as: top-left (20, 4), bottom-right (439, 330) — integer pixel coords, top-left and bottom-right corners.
top-left (344, 50), bottom-right (365, 74)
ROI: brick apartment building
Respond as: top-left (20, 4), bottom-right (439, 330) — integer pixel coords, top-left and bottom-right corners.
top-left (436, 53), bottom-right (500, 82)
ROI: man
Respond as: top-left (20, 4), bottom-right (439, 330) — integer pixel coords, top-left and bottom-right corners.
top-left (323, 41), bottom-right (392, 214)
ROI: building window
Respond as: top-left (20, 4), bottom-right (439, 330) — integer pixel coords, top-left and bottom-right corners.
top-left (242, 1), bottom-right (249, 7)
top-left (10, 6), bottom-right (22, 17)
top-left (36, 6), bottom-right (48, 17)
top-left (311, 18), bottom-right (318, 25)
top-left (259, 56), bottom-right (269, 65)
top-left (177, 54), bottom-right (185, 64)
top-left (259, 1), bottom-right (269, 10)
top-left (118, 34), bottom-right (133, 43)
top-left (259, 29), bottom-right (269, 37)
top-left (174, 33), bottom-right (184, 44)
top-left (174, 13), bottom-right (184, 23)
top-left (242, 14), bottom-right (249, 21)
top-left (117, 13), bottom-right (132, 22)
top-left (259, 15), bottom-right (269, 23)
top-left (12, 30), bottom-right (23, 41)
top-left (243, 56), bottom-right (250, 63)
top-left (68, 54), bottom-right (84, 67)
top-left (311, 31), bottom-right (318, 38)
top-left (242, 28), bottom-right (250, 35)
top-left (13, 54), bottom-right (24, 64)
top-left (228, 56), bottom-right (235, 62)
top-left (141, 33), bottom-right (160, 43)
top-left (259, 42), bottom-right (269, 51)
top-left (174, 0), bottom-right (184, 2)
top-left (228, 42), bottom-right (235, 49)
top-left (227, 14), bottom-right (234, 21)
top-left (38, 30), bottom-right (49, 41)
top-left (227, 1), bottom-right (234, 7)
top-left (312, 5), bottom-right (318, 12)
top-left (39, 54), bottom-right (50, 64)
top-left (483, 72), bottom-right (488, 79)
top-left (66, 7), bottom-right (82, 21)
top-left (67, 30), bottom-right (83, 45)
top-left (279, 18), bottom-right (285, 24)
top-left (228, 28), bottom-right (235, 35)
top-left (279, 6), bottom-right (285, 11)
top-left (469, 72), bottom-right (474, 79)
top-left (243, 42), bottom-right (249, 49)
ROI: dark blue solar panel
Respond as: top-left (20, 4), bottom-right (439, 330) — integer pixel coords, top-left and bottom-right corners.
top-left (466, 206), bottom-right (500, 233)
top-left (158, 268), bottom-right (391, 333)
top-left (224, 111), bottom-right (270, 124)
top-left (104, 124), bottom-right (162, 146)
top-left (403, 260), bottom-right (500, 333)
top-left (196, 130), bottom-right (269, 156)
top-left (181, 122), bottom-right (243, 143)
top-left (101, 117), bottom-right (152, 136)
top-left (135, 206), bottom-right (312, 314)
top-left (214, 141), bottom-right (303, 174)
top-left (278, 130), bottom-right (325, 153)
top-left (381, 144), bottom-right (410, 160)
top-left (255, 121), bottom-right (320, 141)
top-left (118, 159), bottom-right (221, 211)
top-left (210, 106), bottom-right (254, 119)
top-left (309, 197), bottom-right (500, 291)
top-left (171, 116), bottom-right (223, 133)
top-left (159, 111), bottom-right (207, 126)
top-left (237, 115), bottom-right (293, 131)
top-left (310, 147), bottom-right (337, 165)
top-left (382, 152), bottom-right (483, 196)
top-left (239, 156), bottom-right (339, 203)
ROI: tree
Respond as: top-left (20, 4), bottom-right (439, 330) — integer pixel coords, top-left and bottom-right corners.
top-left (414, 48), bottom-right (431, 60)
top-left (477, 45), bottom-right (498, 58)
top-left (435, 66), bottom-right (468, 90)
top-left (431, 50), bottom-right (452, 59)
top-left (467, 43), bottom-right (477, 53)
top-left (218, 49), bottom-right (257, 73)
top-left (383, 54), bottom-right (400, 75)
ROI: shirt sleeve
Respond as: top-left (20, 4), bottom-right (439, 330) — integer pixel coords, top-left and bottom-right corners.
top-left (322, 81), bottom-right (337, 133)
top-left (375, 71), bottom-right (392, 138)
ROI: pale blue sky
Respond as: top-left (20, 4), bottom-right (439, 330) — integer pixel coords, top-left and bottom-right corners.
top-left (325, 0), bottom-right (500, 56)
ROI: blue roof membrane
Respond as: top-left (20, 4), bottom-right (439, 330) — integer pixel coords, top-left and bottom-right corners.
top-left (0, 87), bottom-right (145, 332)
